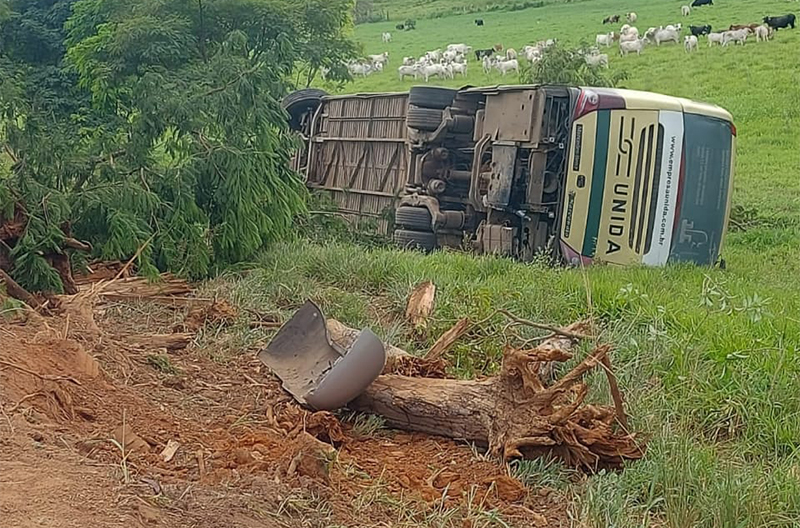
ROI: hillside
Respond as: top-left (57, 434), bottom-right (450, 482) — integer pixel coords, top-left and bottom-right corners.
top-left (329, 0), bottom-right (800, 525)
top-left (363, 0), bottom-right (577, 23)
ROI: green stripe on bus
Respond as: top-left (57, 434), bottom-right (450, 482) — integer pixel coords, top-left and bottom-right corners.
top-left (582, 110), bottom-right (611, 257)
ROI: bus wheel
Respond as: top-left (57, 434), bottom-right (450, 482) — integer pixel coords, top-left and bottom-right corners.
top-left (408, 86), bottom-right (458, 110)
top-left (395, 206), bottom-right (433, 230)
top-left (406, 107), bottom-right (443, 132)
top-left (394, 229), bottom-right (437, 252)
top-left (282, 88), bottom-right (328, 131)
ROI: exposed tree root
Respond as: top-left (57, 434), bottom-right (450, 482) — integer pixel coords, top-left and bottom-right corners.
top-left (336, 321), bottom-right (643, 469)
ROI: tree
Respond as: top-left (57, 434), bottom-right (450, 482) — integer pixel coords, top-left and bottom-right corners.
top-left (0, 0), bottom-right (357, 294)
top-left (521, 43), bottom-right (628, 88)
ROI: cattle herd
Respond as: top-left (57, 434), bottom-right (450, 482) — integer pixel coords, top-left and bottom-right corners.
top-left (594, 5), bottom-right (796, 59)
top-left (340, 4), bottom-right (795, 81)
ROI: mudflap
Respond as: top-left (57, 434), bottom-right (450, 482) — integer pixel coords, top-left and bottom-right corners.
top-left (258, 301), bottom-right (386, 411)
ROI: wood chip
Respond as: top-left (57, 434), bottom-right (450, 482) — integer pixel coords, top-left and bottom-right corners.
top-left (161, 439), bottom-right (180, 462)
top-left (405, 281), bottom-right (436, 327)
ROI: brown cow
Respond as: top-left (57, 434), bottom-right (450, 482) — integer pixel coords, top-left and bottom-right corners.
top-left (729, 23), bottom-right (759, 32)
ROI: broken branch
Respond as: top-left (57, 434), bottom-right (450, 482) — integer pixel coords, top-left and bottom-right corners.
top-left (0, 269), bottom-right (41, 309)
top-left (405, 281), bottom-right (436, 327)
top-left (425, 318), bottom-right (471, 361)
top-left (498, 309), bottom-right (592, 340)
top-left (124, 333), bottom-right (193, 351)
top-left (0, 360), bottom-right (82, 385)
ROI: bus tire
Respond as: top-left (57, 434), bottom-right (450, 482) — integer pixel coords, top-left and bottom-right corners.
top-left (394, 229), bottom-right (437, 252)
top-left (395, 206), bottom-right (433, 230)
top-left (408, 86), bottom-right (458, 110)
top-left (282, 88), bottom-right (328, 131)
top-left (406, 107), bottom-right (443, 131)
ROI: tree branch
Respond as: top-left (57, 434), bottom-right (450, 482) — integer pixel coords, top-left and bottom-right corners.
top-left (198, 63), bottom-right (263, 99)
top-left (498, 309), bottom-right (592, 340)
top-left (71, 149), bottom-right (128, 193)
top-left (0, 269), bottom-right (41, 308)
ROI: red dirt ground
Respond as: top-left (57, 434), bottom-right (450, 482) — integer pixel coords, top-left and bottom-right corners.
top-left (0, 292), bottom-right (569, 527)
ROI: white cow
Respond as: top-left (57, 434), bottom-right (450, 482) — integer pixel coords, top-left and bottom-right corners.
top-left (621, 25), bottom-right (639, 37)
top-left (450, 62), bottom-right (468, 77)
top-left (482, 55), bottom-right (494, 74)
top-left (417, 63), bottom-right (447, 82)
top-left (367, 52), bottom-right (389, 66)
top-left (681, 5), bottom-right (691, 16)
top-left (506, 48), bottom-right (518, 60)
top-left (494, 58), bottom-right (519, 76)
top-left (684, 35), bottom-right (698, 52)
top-left (402, 56), bottom-right (415, 66)
top-left (382, 32), bottom-right (391, 43)
top-left (754, 24), bottom-right (771, 42)
top-left (627, 12), bottom-right (637, 23)
top-left (525, 48), bottom-right (542, 62)
top-left (398, 65), bottom-right (417, 80)
top-left (596, 32), bottom-right (614, 46)
top-left (348, 62), bottom-right (373, 76)
top-left (619, 38), bottom-right (646, 55)
top-left (722, 28), bottom-right (748, 46)
top-left (620, 27), bottom-right (640, 42)
top-left (654, 27), bottom-right (680, 45)
top-left (707, 32), bottom-right (725, 46)
top-left (447, 43), bottom-right (472, 54)
top-left (585, 53), bottom-right (609, 68)
top-left (425, 49), bottom-right (442, 61)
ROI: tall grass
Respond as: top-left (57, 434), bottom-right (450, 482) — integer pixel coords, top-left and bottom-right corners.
top-left (214, 237), bottom-right (800, 525)
top-left (256, 0), bottom-right (800, 523)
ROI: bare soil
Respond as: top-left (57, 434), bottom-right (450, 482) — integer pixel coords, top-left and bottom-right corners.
top-left (0, 287), bottom-right (569, 527)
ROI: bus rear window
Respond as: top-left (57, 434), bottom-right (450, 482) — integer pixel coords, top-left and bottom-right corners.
top-left (668, 114), bottom-right (733, 265)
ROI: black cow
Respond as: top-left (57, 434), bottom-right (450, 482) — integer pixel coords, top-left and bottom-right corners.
top-left (475, 48), bottom-right (494, 60)
top-left (763, 14), bottom-right (796, 30)
top-left (602, 14), bottom-right (620, 24)
top-left (691, 0), bottom-right (713, 7)
top-left (395, 23), bottom-right (405, 30)
top-left (690, 24), bottom-right (712, 36)
top-left (475, 18), bottom-right (485, 26)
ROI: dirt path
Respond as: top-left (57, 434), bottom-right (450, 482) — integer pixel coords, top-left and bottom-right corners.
top-left (1, 425), bottom-right (134, 528)
top-left (0, 292), bottom-right (568, 527)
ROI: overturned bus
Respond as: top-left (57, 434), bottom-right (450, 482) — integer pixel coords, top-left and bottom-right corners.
top-left (283, 84), bottom-right (735, 266)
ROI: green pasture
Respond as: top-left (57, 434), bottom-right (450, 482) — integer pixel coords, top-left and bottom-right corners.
top-left (270, 0), bottom-right (800, 525)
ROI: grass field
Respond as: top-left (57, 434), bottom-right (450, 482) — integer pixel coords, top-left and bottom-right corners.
top-left (277, 0), bottom-right (800, 525)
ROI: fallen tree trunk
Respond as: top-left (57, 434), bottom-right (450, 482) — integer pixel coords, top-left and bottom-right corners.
top-left (327, 319), bottom-right (446, 377)
top-left (333, 321), bottom-right (643, 469)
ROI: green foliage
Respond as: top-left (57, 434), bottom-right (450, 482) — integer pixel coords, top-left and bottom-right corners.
top-left (296, 191), bottom-right (392, 249)
top-left (520, 43), bottom-right (628, 87)
top-left (146, 353), bottom-right (180, 375)
top-left (0, 0), bottom-right (358, 292)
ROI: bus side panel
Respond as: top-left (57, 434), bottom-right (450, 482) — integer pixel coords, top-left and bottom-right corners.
top-left (307, 94), bottom-right (410, 233)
